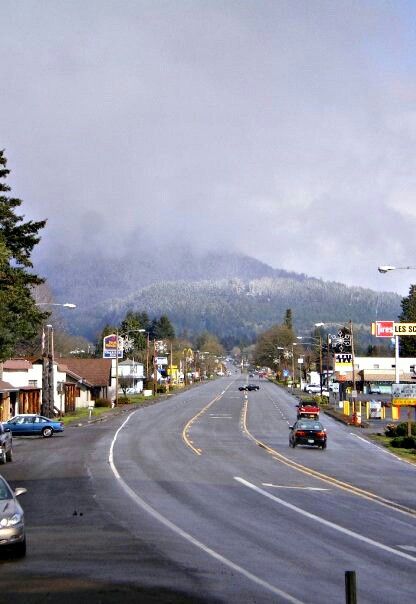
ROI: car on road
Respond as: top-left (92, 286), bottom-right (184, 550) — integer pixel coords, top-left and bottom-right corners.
top-left (289, 419), bottom-right (327, 449)
top-left (238, 384), bottom-right (260, 391)
top-left (3, 414), bottom-right (64, 438)
top-left (0, 474), bottom-right (26, 557)
top-left (0, 423), bottom-right (13, 464)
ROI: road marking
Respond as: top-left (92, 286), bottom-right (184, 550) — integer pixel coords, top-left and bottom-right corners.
top-left (235, 477), bottom-right (416, 563)
top-left (182, 383), bottom-right (233, 455)
top-left (350, 433), bottom-right (416, 466)
top-left (398, 545), bottom-right (416, 552)
top-left (262, 483), bottom-right (329, 491)
top-left (108, 413), bottom-right (305, 604)
top-left (241, 398), bottom-right (416, 518)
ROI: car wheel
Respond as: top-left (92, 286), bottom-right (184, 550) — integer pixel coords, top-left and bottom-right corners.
top-left (5, 447), bottom-right (12, 462)
top-left (42, 427), bottom-right (53, 438)
top-left (321, 443), bottom-right (327, 450)
top-left (12, 537), bottom-right (26, 558)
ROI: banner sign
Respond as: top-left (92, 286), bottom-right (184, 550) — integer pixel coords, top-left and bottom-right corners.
top-left (103, 334), bottom-right (123, 359)
top-left (391, 383), bottom-right (416, 406)
top-left (372, 321), bottom-right (416, 337)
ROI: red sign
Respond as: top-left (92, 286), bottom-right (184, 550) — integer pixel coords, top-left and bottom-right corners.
top-left (372, 321), bottom-right (394, 338)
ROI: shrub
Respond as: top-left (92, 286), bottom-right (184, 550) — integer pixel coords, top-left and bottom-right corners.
top-left (384, 423), bottom-right (398, 437)
top-left (394, 422), bottom-right (416, 437)
top-left (391, 436), bottom-right (416, 449)
top-left (118, 396), bottom-right (131, 404)
top-left (94, 398), bottom-right (111, 408)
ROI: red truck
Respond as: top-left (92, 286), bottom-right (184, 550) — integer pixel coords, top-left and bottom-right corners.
top-left (296, 401), bottom-right (320, 420)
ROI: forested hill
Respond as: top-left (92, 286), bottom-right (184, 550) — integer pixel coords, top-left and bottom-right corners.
top-left (46, 260), bottom-right (401, 348)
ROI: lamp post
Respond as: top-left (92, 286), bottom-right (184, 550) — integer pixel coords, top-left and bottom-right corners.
top-left (36, 302), bottom-right (77, 418)
top-left (378, 265), bottom-right (416, 273)
top-left (115, 328), bottom-right (146, 405)
top-left (315, 321), bottom-right (356, 406)
top-left (297, 335), bottom-right (323, 395)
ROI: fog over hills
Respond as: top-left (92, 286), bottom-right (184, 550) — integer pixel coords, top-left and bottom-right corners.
top-left (37, 244), bottom-right (401, 348)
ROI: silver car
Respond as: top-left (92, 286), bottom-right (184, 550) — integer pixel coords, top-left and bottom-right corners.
top-left (0, 475), bottom-right (26, 556)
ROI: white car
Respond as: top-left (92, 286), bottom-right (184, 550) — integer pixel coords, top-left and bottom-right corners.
top-left (304, 384), bottom-right (322, 394)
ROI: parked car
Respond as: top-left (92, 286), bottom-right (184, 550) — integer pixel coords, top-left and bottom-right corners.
top-left (0, 423), bottom-right (13, 464)
top-left (0, 474), bottom-right (26, 557)
top-left (289, 419), bottom-right (327, 449)
top-left (303, 384), bottom-right (321, 394)
top-left (3, 415), bottom-right (64, 438)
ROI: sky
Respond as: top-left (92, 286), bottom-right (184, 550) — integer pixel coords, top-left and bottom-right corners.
top-left (2, 0), bottom-right (416, 295)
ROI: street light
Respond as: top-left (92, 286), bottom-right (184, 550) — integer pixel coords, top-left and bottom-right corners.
top-left (297, 335), bottom-right (323, 395)
top-left (377, 265), bottom-right (416, 273)
top-left (36, 302), bottom-right (77, 418)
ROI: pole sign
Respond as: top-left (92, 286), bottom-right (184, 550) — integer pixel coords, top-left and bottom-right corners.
top-left (103, 334), bottom-right (123, 359)
top-left (391, 383), bottom-right (416, 406)
top-left (371, 321), bottom-right (394, 338)
top-left (372, 321), bottom-right (416, 337)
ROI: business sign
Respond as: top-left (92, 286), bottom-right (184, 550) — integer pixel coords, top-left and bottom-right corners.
top-left (391, 383), bottom-right (416, 406)
top-left (372, 321), bottom-right (416, 337)
top-left (371, 321), bottom-right (394, 338)
top-left (335, 353), bottom-right (353, 371)
top-left (393, 323), bottom-right (416, 336)
top-left (156, 356), bottom-right (168, 365)
top-left (103, 334), bottom-right (123, 359)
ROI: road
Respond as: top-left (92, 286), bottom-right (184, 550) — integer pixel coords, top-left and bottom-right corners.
top-left (1, 375), bottom-right (415, 603)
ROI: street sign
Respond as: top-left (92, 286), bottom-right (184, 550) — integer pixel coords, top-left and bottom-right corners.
top-left (391, 383), bottom-right (416, 406)
top-left (371, 321), bottom-right (394, 338)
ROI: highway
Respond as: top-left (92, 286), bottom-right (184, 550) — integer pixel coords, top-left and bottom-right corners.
top-left (1, 375), bottom-right (415, 603)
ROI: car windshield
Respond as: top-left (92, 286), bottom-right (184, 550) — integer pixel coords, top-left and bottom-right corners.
top-left (297, 421), bottom-right (323, 430)
top-left (0, 479), bottom-right (12, 501)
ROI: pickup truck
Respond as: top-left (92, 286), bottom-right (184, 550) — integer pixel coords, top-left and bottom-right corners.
top-left (0, 423), bottom-right (13, 464)
top-left (296, 402), bottom-right (320, 420)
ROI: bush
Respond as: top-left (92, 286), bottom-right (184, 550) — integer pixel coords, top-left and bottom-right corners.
top-left (384, 423), bottom-right (398, 437)
top-left (118, 396), bottom-right (131, 404)
top-left (394, 422), bottom-right (416, 437)
top-left (94, 398), bottom-right (111, 408)
top-left (391, 436), bottom-right (416, 449)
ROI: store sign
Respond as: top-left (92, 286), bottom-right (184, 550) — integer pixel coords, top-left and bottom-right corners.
top-left (372, 321), bottom-right (416, 337)
top-left (371, 321), bottom-right (394, 338)
top-left (391, 383), bottom-right (416, 406)
top-left (103, 334), bottom-right (123, 359)
top-left (156, 356), bottom-right (168, 365)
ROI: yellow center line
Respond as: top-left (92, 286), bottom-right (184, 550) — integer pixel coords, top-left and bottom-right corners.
top-left (242, 398), bottom-right (416, 518)
top-left (182, 384), bottom-right (233, 455)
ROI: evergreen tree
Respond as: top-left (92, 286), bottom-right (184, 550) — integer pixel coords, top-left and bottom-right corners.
top-left (0, 150), bottom-right (47, 361)
top-left (152, 315), bottom-right (175, 340)
top-left (284, 308), bottom-right (293, 330)
top-left (399, 284), bottom-right (416, 356)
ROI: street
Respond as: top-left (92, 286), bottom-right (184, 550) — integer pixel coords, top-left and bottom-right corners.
top-left (1, 376), bottom-right (415, 603)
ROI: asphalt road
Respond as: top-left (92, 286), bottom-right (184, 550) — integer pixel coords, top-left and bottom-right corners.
top-left (1, 376), bottom-right (415, 603)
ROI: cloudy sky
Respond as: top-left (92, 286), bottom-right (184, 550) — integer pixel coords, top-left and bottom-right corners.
top-left (2, 0), bottom-right (416, 294)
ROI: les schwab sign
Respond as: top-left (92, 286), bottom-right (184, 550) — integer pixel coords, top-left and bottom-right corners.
top-left (372, 321), bottom-right (416, 337)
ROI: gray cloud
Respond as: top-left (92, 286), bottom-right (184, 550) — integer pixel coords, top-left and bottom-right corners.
top-left (2, 0), bottom-right (416, 295)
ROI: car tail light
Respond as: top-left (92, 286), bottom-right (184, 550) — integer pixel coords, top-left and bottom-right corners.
top-left (316, 431), bottom-right (325, 437)
top-left (296, 430), bottom-right (306, 436)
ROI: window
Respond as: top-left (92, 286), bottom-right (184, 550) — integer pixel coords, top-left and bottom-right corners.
top-left (28, 380), bottom-right (38, 387)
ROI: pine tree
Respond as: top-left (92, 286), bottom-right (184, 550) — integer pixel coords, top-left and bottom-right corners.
top-left (399, 284), bottom-right (416, 356)
top-left (0, 150), bottom-right (47, 361)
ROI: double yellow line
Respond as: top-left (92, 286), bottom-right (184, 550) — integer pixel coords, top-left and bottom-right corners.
top-left (241, 398), bottom-right (416, 518)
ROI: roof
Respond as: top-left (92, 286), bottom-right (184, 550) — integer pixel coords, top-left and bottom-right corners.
top-left (0, 380), bottom-right (19, 392)
top-left (3, 359), bottom-right (33, 371)
top-left (57, 358), bottom-right (112, 387)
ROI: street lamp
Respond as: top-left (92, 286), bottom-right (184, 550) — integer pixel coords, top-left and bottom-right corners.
top-left (377, 265), bottom-right (416, 273)
top-left (297, 335), bottom-right (323, 395)
top-left (36, 302), bottom-right (77, 418)
top-left (315, 321), bottom-right (356, 405)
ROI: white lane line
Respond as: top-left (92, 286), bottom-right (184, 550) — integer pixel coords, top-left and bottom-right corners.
top-left (398, 545), bottom-right (416, 552)
top-left (262, 483), bottom-right (329, 491)
top-left (350, 433), bottom-right (416, 466)
top-left (235, 477), bottom-right (416, 563)
top-left (109, 413), bottom-right (305, 604)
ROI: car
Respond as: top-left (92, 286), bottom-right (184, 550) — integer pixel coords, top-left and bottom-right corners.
top-left (303, 384), bottom-right (321, 394)
top-left (3, 414), bottom-right (64, 438)
top-left (238, 384), bottom-right (260, 391)
top-left (0, 423), bottom-right (13, 464)
top-left (0, 474), bottom-right (27, 557)
top-left (289, 419), bottom-right (327, 449)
